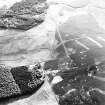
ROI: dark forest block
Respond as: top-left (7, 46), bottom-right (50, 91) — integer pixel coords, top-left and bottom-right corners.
top-left (0, 64), bottom-right (44, 102)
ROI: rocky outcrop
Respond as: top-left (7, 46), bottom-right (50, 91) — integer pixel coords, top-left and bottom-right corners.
top-left (0, 0), bottom-right (48, 30)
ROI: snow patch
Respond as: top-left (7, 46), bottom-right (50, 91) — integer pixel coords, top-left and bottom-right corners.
top-left (52, 76), bottom-right (63, 84)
